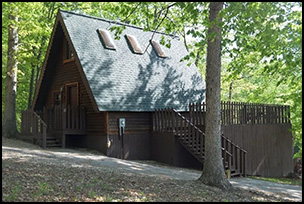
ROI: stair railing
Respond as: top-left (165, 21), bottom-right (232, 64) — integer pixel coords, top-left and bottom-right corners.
top-left (21, 109), bottom-right (47, 148)
top-left (221, 134), bottom-right (247, 176)
top-left (154, 108), bottom-right (233, 172)
top-left (174, 109), bottom-right (234, 172)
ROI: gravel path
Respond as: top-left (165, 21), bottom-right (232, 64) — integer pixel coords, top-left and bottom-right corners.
top-left (2, 137), bottom-right (302, 202)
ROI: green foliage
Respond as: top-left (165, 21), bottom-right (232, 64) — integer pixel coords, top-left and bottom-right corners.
top-left (249, 176), bottom-right (302, 186)
top-left (3, 184), bottom-right (22, 202)
top-left (2, 2), bottom-right (301, 157)
top-left (109, 25), bottom-right (126, 40)
top-left (221, 2), bottom-right (302, 157)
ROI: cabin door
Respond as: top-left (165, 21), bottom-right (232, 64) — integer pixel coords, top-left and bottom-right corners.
top-left (66, 82), bottom-right (79, 128)
top-left (66, 83), bottom-right (78, 107)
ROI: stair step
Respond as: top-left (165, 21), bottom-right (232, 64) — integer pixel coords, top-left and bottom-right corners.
top-left (46, 138), bottom-right (58, 141)
top-left (41, 134), bottom-right (63, 148)
top-left (46, 140), bottom-right (60, 144)
top-left (231, 172), bottom-right (241, 177)
top-left (46, 143), bottom-right (62, 147)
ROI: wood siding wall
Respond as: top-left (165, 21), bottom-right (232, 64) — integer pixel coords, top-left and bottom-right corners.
top-left (222, 124), bottom-right (293, 177)
top-left (107, 112), bottom-right (152, 160)
top-left (43, 52), bottom-right (107, 153)
top-left (151, 131), bottom-right (203, 169)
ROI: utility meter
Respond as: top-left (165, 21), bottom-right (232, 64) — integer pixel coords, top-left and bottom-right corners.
top-left (119, 118), bottom-right (126, 137)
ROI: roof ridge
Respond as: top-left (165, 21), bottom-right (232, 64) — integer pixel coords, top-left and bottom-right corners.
top-left (59, 9), bottom-right (179, 39)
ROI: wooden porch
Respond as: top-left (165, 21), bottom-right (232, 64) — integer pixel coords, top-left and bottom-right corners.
top-left (21, 104), bottom-right (86, 148)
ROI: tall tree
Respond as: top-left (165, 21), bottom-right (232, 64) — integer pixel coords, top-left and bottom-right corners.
top-left (3, 3), bottom-right (19, 138)
top-left (221, 2), bottom-right (302, 158)
top-left (199, 2), bottom-right (232, 190)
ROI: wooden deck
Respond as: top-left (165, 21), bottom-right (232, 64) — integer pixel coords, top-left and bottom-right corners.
top-left (21, 104), bottom-right (86, 148)
top-left (152, 101), bottom-right (291, 177)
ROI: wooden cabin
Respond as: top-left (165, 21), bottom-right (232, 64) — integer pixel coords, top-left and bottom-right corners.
top-left (21, 10), bottom-right (293, 178)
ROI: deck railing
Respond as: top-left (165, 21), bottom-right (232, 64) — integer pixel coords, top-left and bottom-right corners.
top-left (189, 101), bottom-right (290, 125)
top-left (37, 104), bottom-right (86, 132)
top-left (21, 105), bottom-right (86, 148)
top-left (21, 109), bottom-right (47, 148)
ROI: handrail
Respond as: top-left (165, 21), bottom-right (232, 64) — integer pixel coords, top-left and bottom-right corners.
top-left (221, 134), bottom-right (247, 176)
top-left (221, 134), bottom-right (247, 154)
top-left (173, 108), bottom-right (233, 162)
top-left (173, 109), bottom-right (204, 134)
top-left (173, 108), bottom-right (206, 158)
top-left (33, 111), bottom-right (47, 127)
top-left (32, 111), bottom-right (47, 148)
top-left (154, 107), bottom-right (247, 177)
top-left (21, 109), bottom-right (47, 148)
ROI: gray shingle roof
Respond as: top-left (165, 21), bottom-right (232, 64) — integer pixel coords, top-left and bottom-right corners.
top-left (60, 10), bottom-right (206, 112)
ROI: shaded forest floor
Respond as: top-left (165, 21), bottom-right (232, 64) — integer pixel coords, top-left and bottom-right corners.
top-left (2, 136), bottom-right (300, 202)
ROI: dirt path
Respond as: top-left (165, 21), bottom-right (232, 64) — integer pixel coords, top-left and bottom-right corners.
top-left (2, 137), bottom-right (302, 202)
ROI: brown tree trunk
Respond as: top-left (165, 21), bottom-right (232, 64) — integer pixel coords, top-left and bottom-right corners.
top-left (28, 36), bottom-right (46, 109)
top-left (28, 67), bottom-right (35, 109)
top-left (3, 10), bottom-right (19, 138)
top-left (229, 81), bottom-right (233, 102)
top-left (199, 2), bottom-right (232, 190)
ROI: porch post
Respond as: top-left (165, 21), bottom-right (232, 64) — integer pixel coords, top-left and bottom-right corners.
top-left (62, 134), bottom-right (66, 148)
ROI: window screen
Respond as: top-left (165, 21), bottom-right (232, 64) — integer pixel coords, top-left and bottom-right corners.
top-left (125, 34), bottom-right (143, 54)
top-left (98, 29), bottom-right (116, 50)
top-left (150, 40), bottom-right (166, 58)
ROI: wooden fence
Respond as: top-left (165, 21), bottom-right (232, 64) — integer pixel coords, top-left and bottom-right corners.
top-left (189, 101), bottom-right (290, 126)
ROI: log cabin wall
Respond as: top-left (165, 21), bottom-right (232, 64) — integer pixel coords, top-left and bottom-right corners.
top-left (43, 44), bottom-right (107, 154)
top-left (221, 123), bottom-right (293, 177)
top-left (107, 112), bottom-right (152, 160)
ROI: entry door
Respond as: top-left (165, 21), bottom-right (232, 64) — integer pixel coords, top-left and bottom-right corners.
top-left (66, 82), bottom-right (78, 128)
top-left (66, 83), bottom-right (78, 107)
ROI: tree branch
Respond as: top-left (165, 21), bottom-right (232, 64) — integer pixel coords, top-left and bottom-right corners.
top-left (121, 2), bottom-right (141, 23)
top-left (143, 2), bottom-right (177, 53)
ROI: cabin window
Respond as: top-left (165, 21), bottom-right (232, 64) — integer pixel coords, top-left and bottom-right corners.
top-left (125, 34), bottom-right (144, 54)
top-left (63, 38), bottom-right (74, 63)
top-left (52, 90), bottom-right (61, 106)
top-left (150, 40), bottom-right (166, 58)
top-left (98, 29), bottom-right (116, 50)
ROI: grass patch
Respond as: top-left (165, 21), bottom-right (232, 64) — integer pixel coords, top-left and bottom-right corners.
top-left (249, 176), bottom-right (302, 186)
top-left (3, 184), bottom-right (22, 202)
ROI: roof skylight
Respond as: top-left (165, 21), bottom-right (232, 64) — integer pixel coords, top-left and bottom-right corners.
top-left (98, 29), bottom-right (116, 50)
top-left (125, 34), bottom-right (144, 54)
top-left (150, 40), bottom-right (166, 58)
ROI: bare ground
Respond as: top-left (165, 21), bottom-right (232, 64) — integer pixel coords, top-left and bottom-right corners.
top-left (2, 136), bottom-right (300, 202)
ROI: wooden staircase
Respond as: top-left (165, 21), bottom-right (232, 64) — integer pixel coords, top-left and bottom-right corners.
top-left (45, 133), bottom-right (62, 147)
top-left (20, 110), bottom-right (63, 148)
top-left (153, 107), bottom-right (247, 177)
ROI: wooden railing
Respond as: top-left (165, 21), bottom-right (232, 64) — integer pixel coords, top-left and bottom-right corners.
top-left (37, 104), bottom-right (86, 132)
top-left (21, 109), bottom-right (47, 148)
top-left (221, 134), bottom-right (247, 176)
top-left (189, 101), bottom-right (290, 125)
top-left (153, 107), bottom-right (247, 177)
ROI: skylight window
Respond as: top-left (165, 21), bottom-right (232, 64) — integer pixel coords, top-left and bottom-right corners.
top-left (98, 29), bottom-right (116, 50)
top-left (150, 40), bottom-right (166, 58)
top-left (125, 34), bottom-right (143, 54)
